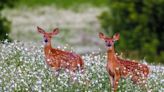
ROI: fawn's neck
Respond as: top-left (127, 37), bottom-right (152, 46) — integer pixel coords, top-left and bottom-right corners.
top-left (107, 46), bottom-right (118, 63)
top-left (44, 41), bottom-right (53, 56)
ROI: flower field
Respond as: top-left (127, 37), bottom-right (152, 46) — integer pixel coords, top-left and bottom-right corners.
top-left (0, 40), bottom-right (163, 92)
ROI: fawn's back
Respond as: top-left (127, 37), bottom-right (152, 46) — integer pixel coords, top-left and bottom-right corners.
top-left (46, 48), bottom-right (84, 71)
top-left (118, 57), bottom-right (149, 80)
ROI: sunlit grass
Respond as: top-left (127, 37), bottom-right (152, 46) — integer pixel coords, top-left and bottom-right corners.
top-left (0, 40), bottom-right (163, 91)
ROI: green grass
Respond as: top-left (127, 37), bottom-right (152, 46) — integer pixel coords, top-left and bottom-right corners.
top-left (17, 0), bottom-right (109, 9)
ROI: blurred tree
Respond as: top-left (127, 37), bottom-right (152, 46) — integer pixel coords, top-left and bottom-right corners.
top-left (0, 0), bottom-right (17, 41)
top-left (99, 0), bottom-right (164, 63)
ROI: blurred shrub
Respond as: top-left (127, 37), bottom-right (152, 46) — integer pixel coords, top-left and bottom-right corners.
top-left (99, 0), bottom-right (164, 63)
top-left (0, 16), bottom-right (11, 41)
top-left (0, 0), bottom-right (17, 41)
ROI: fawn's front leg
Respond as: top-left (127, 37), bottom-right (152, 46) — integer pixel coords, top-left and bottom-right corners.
top-left (109, 76), bottom-right (114, 91)
top-left (113, 73), bottom-right (120, 92)
top-left (106, 66), bottom-right (114, 91)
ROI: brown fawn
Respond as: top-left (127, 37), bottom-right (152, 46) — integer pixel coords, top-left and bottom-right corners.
top-left (99, 32), bottom-right (149, 92)
top-left (37, 26), bottom-right (84, 73)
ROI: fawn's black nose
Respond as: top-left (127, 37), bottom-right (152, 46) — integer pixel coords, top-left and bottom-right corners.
top-left (106, 43), bottom-right (111, 47)
top-left (44, 39), bottom-right (48, 43)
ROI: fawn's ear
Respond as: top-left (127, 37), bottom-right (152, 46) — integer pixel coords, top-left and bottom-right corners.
top-left (99, 32), bottom-right (105, 40)
top-left (37, 26), bottom-right (45, 34)
top-left (113, 33), bottom-right (120, 41)
top-left (51, 28), bottom-right (59, 35)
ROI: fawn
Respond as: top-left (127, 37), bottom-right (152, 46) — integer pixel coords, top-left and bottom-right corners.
top-left (37, 26), bottom-right (84, 73)
top-left (99, 32), bottom-right (149, 92)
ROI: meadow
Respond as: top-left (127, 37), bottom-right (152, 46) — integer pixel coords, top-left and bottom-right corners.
top-left (0, 40), bottom-right (163, 92)
top-left (0, 0), bottom-right (164, 92)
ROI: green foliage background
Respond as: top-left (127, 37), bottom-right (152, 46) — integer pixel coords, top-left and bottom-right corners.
top-left (99, 0), bottom-right (164, 63)
top-left (0, 16), bottom-right (11, 41)
top-left (17, 0), bottom-right (108, 8)
top-left (0, 0), bottom-right (17, 41)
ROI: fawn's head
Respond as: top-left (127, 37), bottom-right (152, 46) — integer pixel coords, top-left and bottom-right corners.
top-left (37, 26), bottom-right (59, 44)
top-left (99, 32), bottom-right (120, 49)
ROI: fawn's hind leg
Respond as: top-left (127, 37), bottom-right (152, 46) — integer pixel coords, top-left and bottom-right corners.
top-left (131, 76), bottom-right (151, 92)
top-left (131, 75), bottom-right (139, 84)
